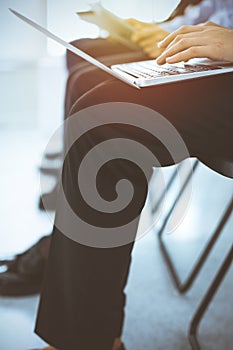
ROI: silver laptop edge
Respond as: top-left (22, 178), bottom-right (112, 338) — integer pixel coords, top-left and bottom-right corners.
top-left (9, 8), bottom-right (140, 89)
top-left (112, 62), bottom-right (233, 87)
top-left (10, 9), bottom-right (233, 89)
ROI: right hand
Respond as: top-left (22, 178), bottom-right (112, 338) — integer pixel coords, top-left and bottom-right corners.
top-left (125, 18), bottom-right (170, 58)
top-left (156, 22), bottom-right (233, 64)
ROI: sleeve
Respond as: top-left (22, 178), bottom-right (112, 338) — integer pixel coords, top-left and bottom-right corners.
top-left (209, 8), bottom-right (233, 28)
top-left (160, 0), bottom-right (217, 31)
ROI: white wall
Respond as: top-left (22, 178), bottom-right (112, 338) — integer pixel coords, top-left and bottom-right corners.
top-left (0, 0), bottom-right (47, 62)
top-left (0, 0), bottom-right (47, 128)
top-left (47, 0), bottom-right (99, 55)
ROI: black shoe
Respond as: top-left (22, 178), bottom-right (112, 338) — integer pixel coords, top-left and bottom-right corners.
top-left (0, 236), bottom-right (50, 296)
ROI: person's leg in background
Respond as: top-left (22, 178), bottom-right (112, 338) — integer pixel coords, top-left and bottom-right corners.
top-left (35, 71), bottom-right (233, 349)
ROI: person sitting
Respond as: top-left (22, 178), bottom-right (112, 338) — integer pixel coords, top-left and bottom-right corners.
top-left (0, 0), bottom-right (231, 299)
top-left (35, 19), bottom-right (233, 350)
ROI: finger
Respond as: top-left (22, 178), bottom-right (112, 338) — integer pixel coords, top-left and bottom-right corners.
top-left (133, 31), bottom-right (168, 47)
top-left (203, 21), bottom-right (222, 28)
top-left (156, 37), bottom-right (206, 64)
top-left (165, 32), bottom-right (201, 50)
top-left (132, 24), bottom-right (167, 42)
top-left (144, 47), bottom-right (163, 58)
top-left (158, 22), bottom-right (220, 49)
top-left (125, 18), bottom-right (144, 29)
top-left (138, 32), bottom-right (168, 48)
top-left (161, 46), bottom-right (211, 64)
top-left (138, 37), bottom-right (157, 49)
top-left (124, 18), bottom-right (137, 27)
top-left (132, 27), bottom-right (157, 42)
top-left (158, 25), bottom-right (206, 48)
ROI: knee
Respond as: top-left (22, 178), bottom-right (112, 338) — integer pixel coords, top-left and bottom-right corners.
top-left (70, 38), bottom-right (96, 51)
top-left (66, 38), bottom-right (106, 71)
top-left (66, 38), bottom-right (93, 71)
top-left (70, 79), bottom-right (137, 115)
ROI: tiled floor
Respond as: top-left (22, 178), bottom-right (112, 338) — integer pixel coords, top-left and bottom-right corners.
top-left (0, 128), bottom-right (232, 350)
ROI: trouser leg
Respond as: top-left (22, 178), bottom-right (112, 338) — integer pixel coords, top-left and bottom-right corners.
top-left (36, 109), bottom-right (152, 349)
top-left (36, 230), bottom-right (136, 350)
top-left (36, 66), bottom-right (233, 349)
top-left (72, 73), bottom-right (233, 160)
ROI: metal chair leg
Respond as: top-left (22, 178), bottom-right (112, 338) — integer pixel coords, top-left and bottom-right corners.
top-left (188, 244), bottom-right (233, 350)
top-left (159, 198), bottom-right (233, 293)
top-left (158, 159), bottom-right (199, 240)
top-left (151, 165), bottom-right (179, 215)
top-left (151, 159), bottom-right (198, 215)
top-left (156, 159), bottom-right (200, 291)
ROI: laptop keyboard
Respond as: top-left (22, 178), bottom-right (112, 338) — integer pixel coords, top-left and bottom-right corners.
top-left (118, 61), bottom-right (222, 79)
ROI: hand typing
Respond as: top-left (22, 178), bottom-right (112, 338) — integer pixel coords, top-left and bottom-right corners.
top-left (156, 22), bottom-right (233, 64)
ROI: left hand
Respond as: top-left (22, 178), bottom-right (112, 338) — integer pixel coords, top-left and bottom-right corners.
top-left (125, 18), bottom-right (169, 58)
top-left (156, 22), bottom-right (233, 64)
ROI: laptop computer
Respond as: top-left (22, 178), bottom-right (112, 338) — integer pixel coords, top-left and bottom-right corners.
top-left (10, 9), bottom-right (233, 89)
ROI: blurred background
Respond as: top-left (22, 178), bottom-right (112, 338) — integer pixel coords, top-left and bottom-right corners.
top-left (0, 0), bottom-right (181, 258)
top-left (0, 1), bottom-right (232, 350)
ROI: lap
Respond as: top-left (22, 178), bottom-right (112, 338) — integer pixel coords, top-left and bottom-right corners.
top-left (65, 38), bottom-right (147, 115)
top-left (66, 37), bottom-right (145, 72)
top-left (70, 72), bottom-right (233, 161)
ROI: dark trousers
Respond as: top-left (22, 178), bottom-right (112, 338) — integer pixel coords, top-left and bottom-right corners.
top-left (35, 39), bottom-right (233, 350)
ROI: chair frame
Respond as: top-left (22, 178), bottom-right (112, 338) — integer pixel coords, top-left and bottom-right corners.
top-left (153, 158), bottom-right (233, 349)
top-left (158, 195), bottom-right (233, 293)
top-left (152, 159), bottom-right (204, 292)
top-left (188, 241), bottom-right (233, 350)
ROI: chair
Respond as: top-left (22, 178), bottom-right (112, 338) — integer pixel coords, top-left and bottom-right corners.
top-left (188, 242), bottom-right (233, 350)
top-left (187, 157), bottom-right (233, 350)
top-left (156, 157), bottom-right (232, 293)
top-left (152, 156), bottom-right (232, 348)
top-left (150, 159), bottom-right (199, 217)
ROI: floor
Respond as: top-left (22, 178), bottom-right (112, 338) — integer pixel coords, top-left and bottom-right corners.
top-left (0, 129), bottom-right (232, 350)
top-left (0, 130), bottom-right (54, 350)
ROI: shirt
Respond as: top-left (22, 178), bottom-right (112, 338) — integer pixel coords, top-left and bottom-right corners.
top-left (161, 0), bottom-right (233, 31)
